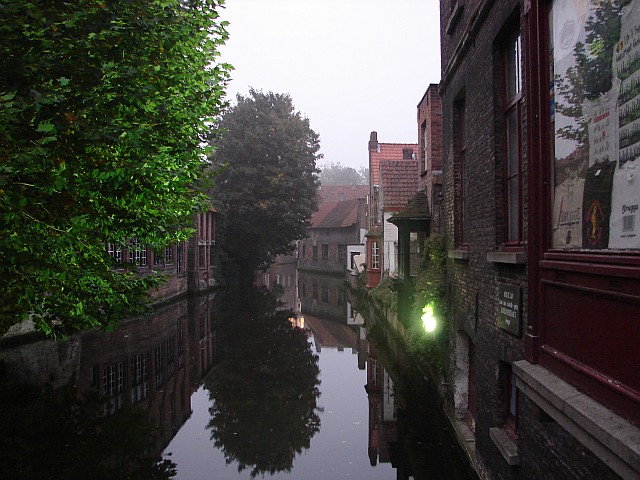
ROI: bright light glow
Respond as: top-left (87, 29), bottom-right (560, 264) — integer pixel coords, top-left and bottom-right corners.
top-left (421, 303), bottom-right (437, 333)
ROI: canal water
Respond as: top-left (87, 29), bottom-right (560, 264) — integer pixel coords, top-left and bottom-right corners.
top-left (0, 280), bottom-right (478, 480)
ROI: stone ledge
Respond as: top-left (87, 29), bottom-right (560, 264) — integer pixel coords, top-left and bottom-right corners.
top-left (448, 249), bottom-right (469, 261)
top-left (489, 427), bottom-right (520, 466)
top-left (486, 251), bottom-right (526, 265)
top-left (513, 360), bottom-right (640, 480)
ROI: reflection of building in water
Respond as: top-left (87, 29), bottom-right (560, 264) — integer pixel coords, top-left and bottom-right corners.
top-left (0, 294), bottom-right (217, 454)
top-left (299, 270), bottom-right (348, 322)
top-left (364, 342), bottom-right (398, 467)
top-left (303, 314), bottom-right (361, 354)
top-left (255, 253), bottom-right (299, 313)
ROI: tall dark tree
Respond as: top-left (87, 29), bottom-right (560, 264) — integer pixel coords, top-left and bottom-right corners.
top-left (211, 90), bottom-right (321, 274)
top-left (0, 0), bottom-right (230, 336)
top-left (318, 161), bottom-right (368, 185)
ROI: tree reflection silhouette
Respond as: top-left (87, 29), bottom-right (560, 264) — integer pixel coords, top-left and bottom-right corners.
top-left (205, 287), bottom-right (321, 477)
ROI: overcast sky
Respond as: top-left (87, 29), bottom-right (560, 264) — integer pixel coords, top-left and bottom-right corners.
top-left (219, 0), bottom-right (442, 171)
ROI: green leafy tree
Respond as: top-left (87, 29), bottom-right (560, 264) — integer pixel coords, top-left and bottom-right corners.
top-left (0, 0), bottom-right (230, 336)
top-left (318, 161), bottom-right (368, 185)
top-left (210, 89), bottom-right (321, 275)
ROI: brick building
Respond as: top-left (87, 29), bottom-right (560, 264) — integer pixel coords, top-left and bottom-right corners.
top-left (106, 209), bottom-right (218, 302)
top-left (366, 132), bottom-right (418, 287)
top-left (379, 159), bottom-right (420, 276)
top-left (298, 198), bottom-right (367, 275)
top-left (438, 1), bottom-right (640, 479)
top-left (417, 84), bottom-right (443, 233)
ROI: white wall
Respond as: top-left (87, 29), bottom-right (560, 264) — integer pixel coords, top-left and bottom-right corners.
top-left (383, 211), bottom-right (398, 275)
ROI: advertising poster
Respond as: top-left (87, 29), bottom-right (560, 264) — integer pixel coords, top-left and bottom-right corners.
top-left (551, 0), bottom-right (640, 250)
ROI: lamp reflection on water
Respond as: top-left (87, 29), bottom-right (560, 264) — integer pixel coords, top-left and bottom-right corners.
top-left (289, 315), bottom-right (305, 329)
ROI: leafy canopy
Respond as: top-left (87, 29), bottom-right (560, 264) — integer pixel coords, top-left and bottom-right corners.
top-left (318, 161), bottom-right (368, 186)
top-left (211, 89), bottom-right (321, 273)
top-left (0, 0), bottom-right (231, 336)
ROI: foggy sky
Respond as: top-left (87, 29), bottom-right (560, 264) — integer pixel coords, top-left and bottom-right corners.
top-left (220, 0), bottom-right (442, 171)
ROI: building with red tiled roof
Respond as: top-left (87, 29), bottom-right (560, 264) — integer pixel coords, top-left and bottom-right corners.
top-left (299, 198), bottom-right (366, 274)
top-left (318, 184), bottom-right (368, 204)
top-left (378, 160), bottom-right (419, 275)
top-left (368, 132), bottom-right (418, 189)
top-left (365, 132), bottom-right (418, 287)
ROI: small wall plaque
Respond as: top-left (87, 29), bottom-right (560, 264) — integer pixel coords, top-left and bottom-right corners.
top-left (497, 283), bottom-right (521, 336)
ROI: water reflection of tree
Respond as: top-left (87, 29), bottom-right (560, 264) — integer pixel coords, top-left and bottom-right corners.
top-left (205, 287), bottom-right (321, 477)
top-left (0, 384), bottom-right (176, 480)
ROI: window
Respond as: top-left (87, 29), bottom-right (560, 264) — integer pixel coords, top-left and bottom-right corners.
top-left (130, 353), bottom-right (149, 404)
top-left (198, 245), bottom-right (206, 269)
top-left (503, 30), bottom-right (524, 244)
top-left (454, 97), bottom-right (468, 246)
top-left (155, 343), bottom-right (165, 389)
top-left (338, 244), bottom-right (346, 261)
top-left (165, 246), bottom-right (174, 264)
top-left (321, 244), bottom-right (329, 259)
top-left (129, 238), bottom-right (147, 266)
top-left (421, 120), bottom-right (428, 171)
top-left (103, 361), bottom-right (125, 414)
top-left (371, 241), bottom-right (380, 269)
top-left (312, 246), bottom-right (318, 260)
top-left (505, 366), bottom-right (518, 435)
top-left (321, 287), bottom-right (329, 303)
top-left (107, 242), bottom-right (123, 263)
top-left (176, 242), bottom-right (184, 273)
top-left (312, 282), bottom-right (318, 299)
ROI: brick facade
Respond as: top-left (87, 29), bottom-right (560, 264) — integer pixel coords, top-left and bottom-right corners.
top-left (438, 1), bottom-right (639, 479)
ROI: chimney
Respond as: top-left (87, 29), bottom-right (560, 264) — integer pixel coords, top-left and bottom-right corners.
top-left (368, 131), bottom-right (378, 151)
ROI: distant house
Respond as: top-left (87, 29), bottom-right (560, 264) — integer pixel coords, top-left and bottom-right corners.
top-left (379, 159), bottom-right (420, 276)
top-left (318, 184), bottom-right (369, 203)
top-left (298, 198), bottom-right (367, 275)
top-left (365, 132), bottom-right (418, 287)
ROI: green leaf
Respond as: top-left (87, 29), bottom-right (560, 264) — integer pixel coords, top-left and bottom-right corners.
top-left (36, 122), bottom-right (55, 133)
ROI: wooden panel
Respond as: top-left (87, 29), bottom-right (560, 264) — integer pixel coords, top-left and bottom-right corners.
top-left (539, 265), bottom-right (640, 423)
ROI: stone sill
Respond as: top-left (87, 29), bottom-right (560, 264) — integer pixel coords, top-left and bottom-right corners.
top-left (486, 251), bottom-right (526, 265)
top-left (513, 360), bottom-right (640, 479)
top-left (448, 249), bottom-right (469, 261)
top-left (489, 427), bottom-right (520, 466)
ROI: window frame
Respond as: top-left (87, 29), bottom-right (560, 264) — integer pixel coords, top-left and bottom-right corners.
top-left (502, 29), bottom-right (525, 247)
top-left (371, 241), bottom-right (380, 270)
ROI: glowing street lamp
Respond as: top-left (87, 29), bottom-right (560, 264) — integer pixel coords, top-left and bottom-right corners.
top-left (421, 303), bottom-right (437, 333)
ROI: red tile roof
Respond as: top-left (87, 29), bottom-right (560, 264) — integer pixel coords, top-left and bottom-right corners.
top-left (380, 160), bottom-right (419, 209)
top-left (370, 142), bottom-right (418, 186)
top-left (310, 198), bottom-right (361, 229)
top-left (318, 184), bottom-right (368, 204)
